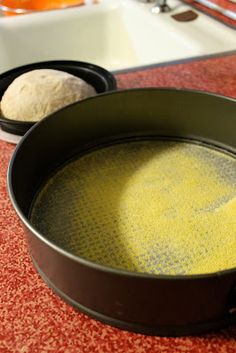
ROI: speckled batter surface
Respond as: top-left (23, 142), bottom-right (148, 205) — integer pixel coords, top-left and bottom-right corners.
top-left (31, 140), bottom-right (236, 275)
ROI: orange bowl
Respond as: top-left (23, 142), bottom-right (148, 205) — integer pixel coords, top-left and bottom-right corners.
top-left (0, 0), bottom-right (85, 16)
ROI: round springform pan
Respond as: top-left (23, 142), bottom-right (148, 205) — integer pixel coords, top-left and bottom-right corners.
top-left (7, 88), bottom-right (236, 336)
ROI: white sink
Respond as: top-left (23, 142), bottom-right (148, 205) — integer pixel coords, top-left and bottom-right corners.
top-left (0, 0), bottom-right (235, 72)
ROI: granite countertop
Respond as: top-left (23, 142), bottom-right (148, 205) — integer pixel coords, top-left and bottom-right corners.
top-left (0, 52), bottom-right (236, 352)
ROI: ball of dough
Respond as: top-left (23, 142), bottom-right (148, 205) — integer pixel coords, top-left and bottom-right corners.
top-left (0, 69), bottom-right (96, 122)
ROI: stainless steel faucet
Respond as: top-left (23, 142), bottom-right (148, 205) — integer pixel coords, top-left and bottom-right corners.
top-left (153, 0), bottom-right (171, 12)
top-left (145, 0), bottom-right (171, 13)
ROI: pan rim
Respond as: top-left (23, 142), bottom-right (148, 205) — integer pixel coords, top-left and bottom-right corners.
top-left (7, 87), bottom-right (236, 280)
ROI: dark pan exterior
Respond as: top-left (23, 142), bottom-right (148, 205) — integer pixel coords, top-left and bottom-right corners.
top-left (7, 89), bottom-right (236, 336)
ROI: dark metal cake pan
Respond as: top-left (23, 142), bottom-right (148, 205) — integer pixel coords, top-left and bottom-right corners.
top-left (7, 88), bottom-right (236, 336)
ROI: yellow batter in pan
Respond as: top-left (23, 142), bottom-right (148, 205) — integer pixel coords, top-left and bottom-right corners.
top-left (31, 140), bottom-right (236, 275)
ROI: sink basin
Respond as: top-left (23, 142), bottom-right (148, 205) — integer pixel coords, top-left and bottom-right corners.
top-left (0, 0), bottom-right (235, 72)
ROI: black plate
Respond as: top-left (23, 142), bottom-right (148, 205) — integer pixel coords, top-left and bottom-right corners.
top-left (0, 60), bottom-right (117, 136)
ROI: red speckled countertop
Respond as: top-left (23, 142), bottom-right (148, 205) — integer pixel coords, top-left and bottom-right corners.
top-left (0, 52), bottom-right (236, 352)
top-left (183, 0), bottom-right (236, 28)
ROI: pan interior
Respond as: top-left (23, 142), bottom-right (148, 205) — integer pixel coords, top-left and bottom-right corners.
top-left (30, 139), bottom-right (236, 275)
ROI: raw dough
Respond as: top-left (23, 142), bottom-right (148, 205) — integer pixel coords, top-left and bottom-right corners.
top-left (0, 69), bottom-right (96, 122)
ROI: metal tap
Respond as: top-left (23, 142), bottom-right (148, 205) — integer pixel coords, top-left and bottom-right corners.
top-left (145, 0), bottom-right (171, 13)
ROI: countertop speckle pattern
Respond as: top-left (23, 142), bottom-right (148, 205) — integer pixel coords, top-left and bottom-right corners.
top-left (183, 0), bottom-right (236, 28)
top-left (0, 53), bottom-right (236, 352)
top-left (116, 54), bottom-right (236, 97)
